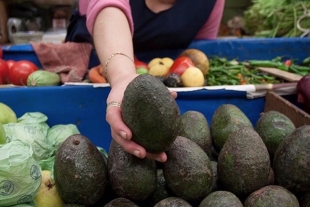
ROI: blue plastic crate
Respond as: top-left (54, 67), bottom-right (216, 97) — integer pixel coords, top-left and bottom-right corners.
top-left (0, 38), bottom-right (309, 151)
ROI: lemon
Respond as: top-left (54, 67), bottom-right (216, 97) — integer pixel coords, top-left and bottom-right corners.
top-left (181, 66), bottom-right (205, 87)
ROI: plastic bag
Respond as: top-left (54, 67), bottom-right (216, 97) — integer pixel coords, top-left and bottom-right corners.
top-left (10, 200), bottom-right (36, 207)
top-left (0, 140), bottom-right (41, 206)
top-left (3, 112), bottom-right (53, 160)
top-left (47, 124), bottom-right (80, 152)
top-left (37, 155), bottom-right (55, 172)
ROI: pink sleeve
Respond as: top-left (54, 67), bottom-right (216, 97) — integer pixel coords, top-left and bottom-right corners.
top-left (195, 0), bottom-right (225, 39)
top-left (78, 0), bottom-right (133, 36)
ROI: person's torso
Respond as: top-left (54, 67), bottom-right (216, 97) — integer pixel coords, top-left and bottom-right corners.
top-left (130, 0), bottom-right (216, 52)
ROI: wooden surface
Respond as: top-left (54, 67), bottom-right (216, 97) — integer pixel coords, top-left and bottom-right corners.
top-left (264, 91), bottom-right (310, 127)
top-left (257, 67), bottom-right (303, 82)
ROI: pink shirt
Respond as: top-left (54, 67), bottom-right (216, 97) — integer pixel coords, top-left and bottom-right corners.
top-left (79, 0), bottom-right (224, 40)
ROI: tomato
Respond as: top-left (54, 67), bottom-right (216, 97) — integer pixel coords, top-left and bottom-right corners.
top-left (284, 60), bottom-right (292, 67)
top-left (6, 60), bottom-right (16, 69)
top-left (167, 56), bottom-right (195, 77)
top-left (134, 59), bottom-right (149, 70)
top-left (0, 59), bottom-right (9, 84)
top-left (9, 60), bottom-right (38, 86)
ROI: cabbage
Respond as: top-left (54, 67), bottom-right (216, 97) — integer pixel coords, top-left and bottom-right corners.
top-left (3, 112), bottom-right (53, 160)
top-left (0, 140), bottom-right (41, 206)
top-left (47, 124), bottom-right (80, 152)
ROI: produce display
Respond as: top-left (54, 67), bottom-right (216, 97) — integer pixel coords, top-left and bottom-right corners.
top-left (1, 47), bottom-right (310, 88)
top-left (1, 67), bottom-right (310, 207)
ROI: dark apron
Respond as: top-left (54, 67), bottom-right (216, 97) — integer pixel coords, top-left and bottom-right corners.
top-left (65, 0), bottom-right (216, 67)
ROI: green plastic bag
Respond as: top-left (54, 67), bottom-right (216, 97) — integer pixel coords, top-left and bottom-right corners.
top-left (37, 155), bottom-right (55, 172)
top-left (47, 124), bottom-right (80, 152)
top-left (0, 140), bottom-right (41, 206)
top-left (10, 200), bottom-right (36, 207)
top-left (3, 112), bottom-right (53, 160)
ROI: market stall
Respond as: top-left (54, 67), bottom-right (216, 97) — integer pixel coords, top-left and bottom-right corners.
top-left (2, 0), bottom-right (310, 206)
top-left (1, 37), bottom-right (310, 149)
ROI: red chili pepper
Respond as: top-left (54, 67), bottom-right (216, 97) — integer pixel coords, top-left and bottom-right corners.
top-left (167, 56), bottom-right (195, 77)
top-left (284, 60), bottom-right (292, 66)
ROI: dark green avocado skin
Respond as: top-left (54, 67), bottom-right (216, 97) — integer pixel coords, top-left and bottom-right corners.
top-left (54, 134), bottom-right (108, 206)
top-left (107, 140), bottom-right (157, 202)
top-left (122, 74), bottom-right (181, 153)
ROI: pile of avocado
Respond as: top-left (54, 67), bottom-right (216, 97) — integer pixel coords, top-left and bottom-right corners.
top-left (54, 74), bottom-right (310, 207)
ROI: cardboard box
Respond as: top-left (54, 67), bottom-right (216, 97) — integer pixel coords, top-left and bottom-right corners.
top-left (264, 91), bottom-right (310, 128)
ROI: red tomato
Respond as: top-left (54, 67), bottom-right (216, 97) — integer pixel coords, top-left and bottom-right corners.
top-left (167, 56), bottom-right (195, 77)
top-left (285, 60), bottom-right (292, 66)
top-left (0, 59), bottom-right (9, 84)
top-left (9, 60), bottom-right (38, 86)
top-left (134, 59), bottom-right (149, 70)
top-left (6, 60), bottom-right (16, 69)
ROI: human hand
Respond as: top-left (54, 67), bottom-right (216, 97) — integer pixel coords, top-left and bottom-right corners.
top-left (106, 74), bottom-right (177, 162)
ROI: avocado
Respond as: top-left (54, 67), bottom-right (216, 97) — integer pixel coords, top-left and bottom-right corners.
top-left (210, 104), bottom-right (253, 152)
top-left (107, 140), bottom-right (157, 201)
top-left (122, 74), bottom-right (180, 153)
top-left (217, 126), bottom-right (270, 198)
top-left (163, 73), bottom-right (183, 87)
top-left (273, 125), bottom-right (310, 194)
top-left (255, 110), bottom-right (295, 159)
top-left (104, 197), bottom-right (140, 207)
top-left (210, 161), bottom-right (219, 192)
top-left (54, 134), bottom-right (108, 206)
top-left (244, 185), bottom-right (299, 207)
top-left (199, 191), bottom-right (243, 207)
top-left (178, 110), bottom-right (212, 156)
top-left (154, 197), bottom-right (192, 207)
top-left (140, 169), bottom-right (174, 207)
top-left (163, 136), bottom-right (213, 203)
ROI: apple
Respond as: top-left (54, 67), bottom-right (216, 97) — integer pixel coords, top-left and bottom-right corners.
top-left (0, 122), bottom-right (6, 144)
top-left (34, 170), bottom-right (65, 207)
top-left (0, 102), bottom-right (17, 124)
top-left (136, 67), bottom-right (149, 75)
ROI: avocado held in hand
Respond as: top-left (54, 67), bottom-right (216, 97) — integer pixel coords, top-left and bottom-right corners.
top-left (122, 74), bottom-right (181, 153)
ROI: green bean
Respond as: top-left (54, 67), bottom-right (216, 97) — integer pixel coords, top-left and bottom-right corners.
top-left (248, 60), bottom-right (289, 71)
top-left (290, 64), bottom-right (310, 72)
top-left (303, 56), bottom-right (310, 65)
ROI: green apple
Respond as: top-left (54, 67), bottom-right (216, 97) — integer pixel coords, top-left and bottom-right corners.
top-left (0, 122), bottom-right (6, 144)
top-left (34, 170), bottom-right (65, 207)
top-left (0, 102), bottom-right (17, 124)
top-left (136, 67), bottom-right (149, 75)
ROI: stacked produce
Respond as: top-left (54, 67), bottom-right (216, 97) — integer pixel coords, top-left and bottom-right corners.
top-left (1, 44), bottom-right (310, 87)
top-left (134, 50), bottom-right (310, 87)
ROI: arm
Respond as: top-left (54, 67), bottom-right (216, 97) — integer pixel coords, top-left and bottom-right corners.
top-left (195, 0), bottom-right (225, 39)
top-left (83, 1), bottom-right (167, 162)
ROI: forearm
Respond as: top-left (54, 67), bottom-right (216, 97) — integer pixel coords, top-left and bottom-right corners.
top-left (93, 7), bottom-right (136, 87)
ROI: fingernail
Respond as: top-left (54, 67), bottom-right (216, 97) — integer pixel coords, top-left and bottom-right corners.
top-left (120, 131), bottom-right (127, 140)
top-left (133, 150), bottom-right (141, 158)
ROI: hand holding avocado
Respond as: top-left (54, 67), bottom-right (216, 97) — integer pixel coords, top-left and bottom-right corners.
top-left (106, 73), bottom-right (174, 163)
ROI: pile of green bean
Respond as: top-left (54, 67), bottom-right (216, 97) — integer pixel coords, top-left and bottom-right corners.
top-left (206, 56), bottom-right (310, 86)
